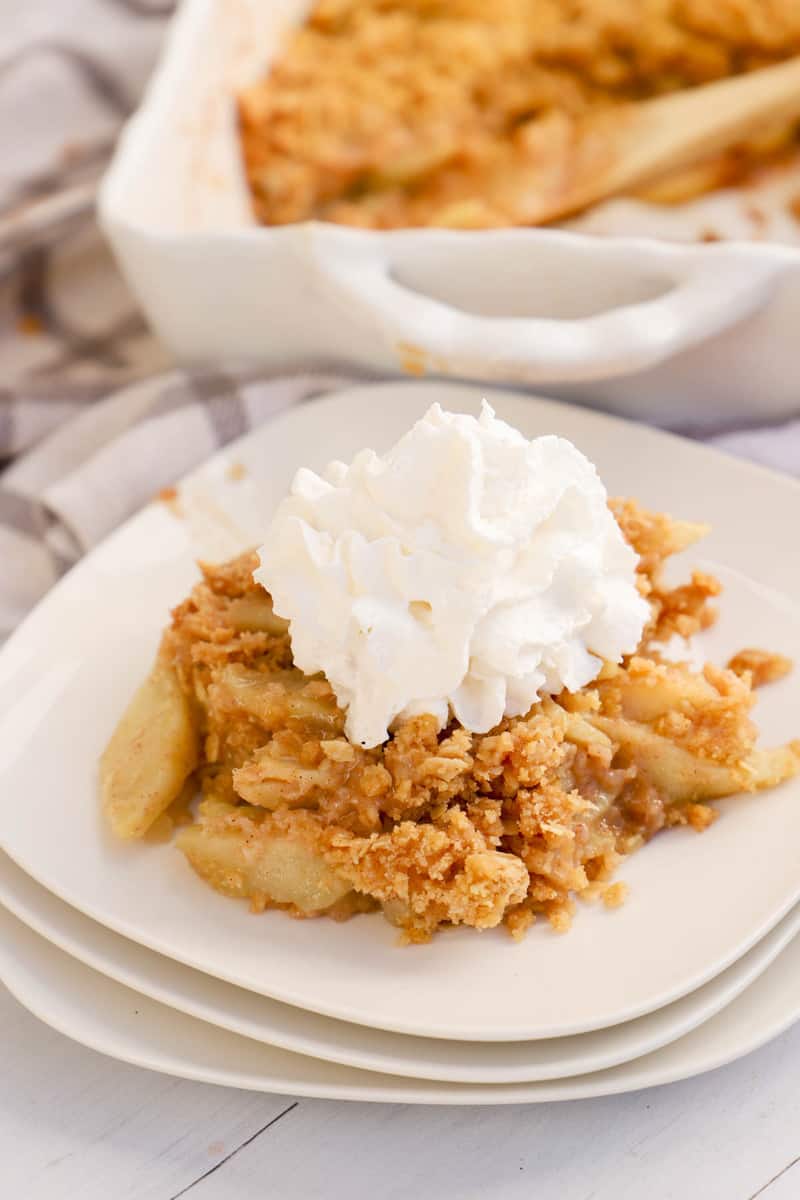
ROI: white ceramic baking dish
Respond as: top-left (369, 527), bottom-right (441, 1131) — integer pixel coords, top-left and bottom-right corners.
top-left (99, 0), bottom-right (800, 431)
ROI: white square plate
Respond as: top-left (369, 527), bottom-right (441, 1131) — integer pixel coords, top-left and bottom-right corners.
top-left (1, 382), bottom-right (798, 1041)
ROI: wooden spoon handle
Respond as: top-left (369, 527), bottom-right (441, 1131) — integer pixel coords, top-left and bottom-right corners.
top-left (531, 55), bottom-right (800, 224)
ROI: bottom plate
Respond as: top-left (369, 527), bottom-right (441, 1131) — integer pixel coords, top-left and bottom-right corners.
top-left (1, 852), bottom-right (799, 1085)
top-left (2, 903), bottom-right (800, 1105)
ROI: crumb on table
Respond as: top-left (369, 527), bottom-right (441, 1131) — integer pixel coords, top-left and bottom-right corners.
top-left (157, 485), bottom-right (183, 517)
top-left (17, 313), bottom-right (44, 336)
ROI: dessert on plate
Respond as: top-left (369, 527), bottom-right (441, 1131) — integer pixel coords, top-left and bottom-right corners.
top-left (238, 0), bottom-right (800, 229)
top-left (101, 403), bottom-right (799, 942)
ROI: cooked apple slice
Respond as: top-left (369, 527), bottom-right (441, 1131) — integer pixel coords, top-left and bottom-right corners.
top-left (100, 658), bottom-right (198, 839)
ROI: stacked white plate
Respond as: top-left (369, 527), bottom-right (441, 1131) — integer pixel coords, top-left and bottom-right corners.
top-left (2, 381), bottom-right (800, 1104)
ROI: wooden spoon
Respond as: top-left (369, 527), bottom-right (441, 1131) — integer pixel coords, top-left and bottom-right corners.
top-left (524, 55), bottom-right (800, 225)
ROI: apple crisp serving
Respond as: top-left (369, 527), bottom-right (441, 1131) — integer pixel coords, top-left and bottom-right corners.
top-left (101, 499), bottom-right (799, 943)
top-left (238, 0), bottom-right (800, 230)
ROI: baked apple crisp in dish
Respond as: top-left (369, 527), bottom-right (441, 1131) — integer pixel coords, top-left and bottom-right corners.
top-left (100, 404), bottom-right (799, 943)
top-left (238, 0), bottom-right (800, 230)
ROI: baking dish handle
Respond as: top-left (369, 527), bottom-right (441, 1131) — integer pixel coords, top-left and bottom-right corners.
top-left (310, 232), bottom-right (780, 383)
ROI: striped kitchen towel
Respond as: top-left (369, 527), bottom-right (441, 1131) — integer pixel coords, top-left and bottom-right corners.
top-left (1, 0), bottom-right (799, 640)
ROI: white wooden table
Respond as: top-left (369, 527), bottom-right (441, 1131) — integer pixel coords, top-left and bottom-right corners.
top-left (2, 981), bottom-right (799, 1199)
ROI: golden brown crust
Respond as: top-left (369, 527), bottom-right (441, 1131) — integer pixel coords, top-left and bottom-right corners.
top-left (238, 0), bottom-right (800, 229)
top-left (323, 809), bottom-right (530, 941)
top-left (140, 499), bottom-right (800, 941)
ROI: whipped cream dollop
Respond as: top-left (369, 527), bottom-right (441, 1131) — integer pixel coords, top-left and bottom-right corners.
top-left (255, 402), bottom-right (649, 748)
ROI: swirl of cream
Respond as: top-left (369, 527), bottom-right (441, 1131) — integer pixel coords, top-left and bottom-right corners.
top-left (255, 402), bottom-right (649, 748)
